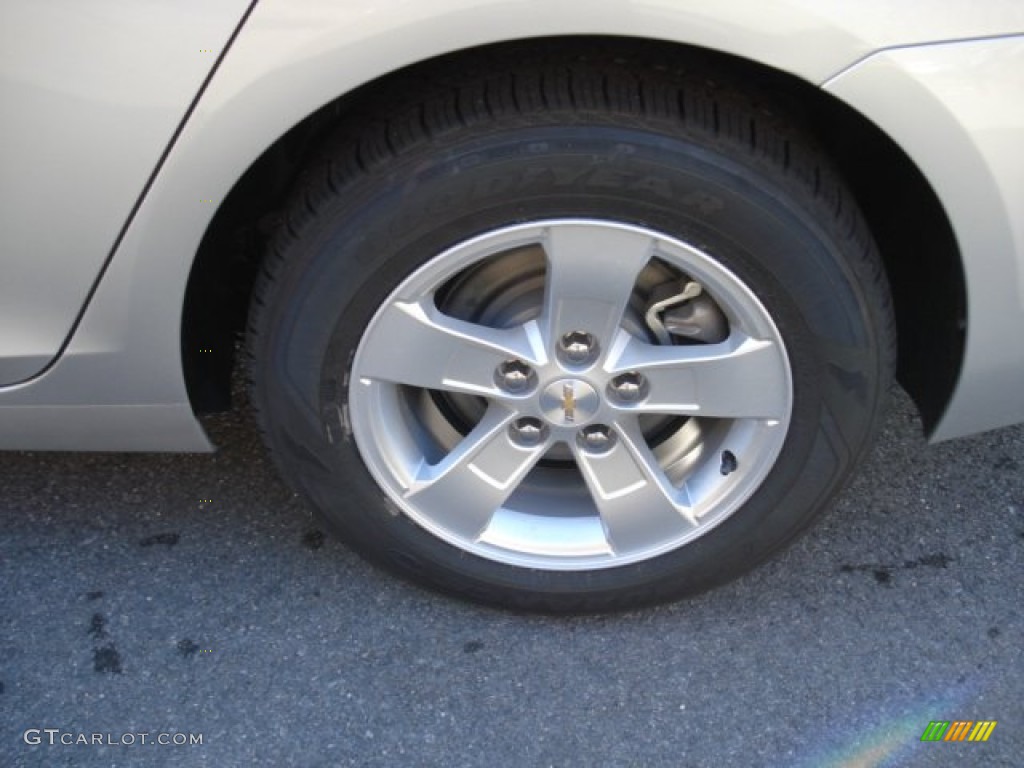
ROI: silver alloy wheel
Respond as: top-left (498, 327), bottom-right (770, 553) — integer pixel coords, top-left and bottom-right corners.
top-left (349, 220), bottom-right (793, 570)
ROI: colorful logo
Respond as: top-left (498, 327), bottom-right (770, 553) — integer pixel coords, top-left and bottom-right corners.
top-left (920, 721), bottom-right (996, 742)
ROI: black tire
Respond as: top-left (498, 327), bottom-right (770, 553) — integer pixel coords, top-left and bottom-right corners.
top-left (248, 49), bottom-right (895, 612)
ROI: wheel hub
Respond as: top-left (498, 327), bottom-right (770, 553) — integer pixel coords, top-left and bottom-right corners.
top-left (538, 378), bottom-right (600, 427)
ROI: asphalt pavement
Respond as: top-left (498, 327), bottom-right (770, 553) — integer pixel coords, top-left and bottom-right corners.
top-left (1, 386), bottom-right (1021, 767)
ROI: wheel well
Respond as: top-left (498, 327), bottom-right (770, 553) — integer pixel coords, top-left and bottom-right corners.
top-left (182, 36), bottom-right (964, 433)
top-left (800, 90), bottom-right (965, 435)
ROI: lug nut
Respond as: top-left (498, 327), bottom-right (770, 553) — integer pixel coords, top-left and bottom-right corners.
top-left (558, 331), bottom-right (599, 365)
top-left (509, 417), bottom-right (547, 447)
top-left (609, 372), bottom-right (647, 403)
top-left (495, 359), bottom-right (536, 393)
top-left (577, 424), bottom-right (616, 454)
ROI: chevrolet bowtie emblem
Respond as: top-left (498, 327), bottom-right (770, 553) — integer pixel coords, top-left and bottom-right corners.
top-left (562, 382), bottom-right (576, 423)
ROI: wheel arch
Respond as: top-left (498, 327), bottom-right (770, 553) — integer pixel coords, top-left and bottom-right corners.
top-left (183, 35), bottom-right (965, 437)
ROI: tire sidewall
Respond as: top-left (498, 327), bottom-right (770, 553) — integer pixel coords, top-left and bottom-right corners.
top-left (256, 122), bottom-right (885, 607)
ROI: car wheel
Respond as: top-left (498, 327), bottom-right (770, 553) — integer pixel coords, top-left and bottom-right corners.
top-left (248, 54), bottom-right (895, 611)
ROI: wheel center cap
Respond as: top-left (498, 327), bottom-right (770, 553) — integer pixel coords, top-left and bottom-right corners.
top-left (539, 379), bottom-right (600, 426)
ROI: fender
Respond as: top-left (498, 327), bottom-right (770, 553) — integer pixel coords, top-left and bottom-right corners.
top-left (825, 36), bottom-right (1024, 441)
top-left (1, 0), bottom-right (1021, 450)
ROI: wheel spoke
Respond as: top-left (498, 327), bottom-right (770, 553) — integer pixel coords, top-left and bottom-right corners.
top-left (606, 330), bottom-right (790, 420)
top-left (573, 419), bottom-right (696, 555)
top-left (541, 223), bottom-right (655, 347)
top-left (358, 299), bottom-right (544, 397)
top-left (404, 406), bottom-right (549, 540)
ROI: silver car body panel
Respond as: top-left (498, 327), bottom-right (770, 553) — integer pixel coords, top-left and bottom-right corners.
top-left (0, 0), bottom-right (1022, 450)
top-left (824, 37), bottom-right (1024, 441)
top-left (0, 0), bottom-right (253, 386)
